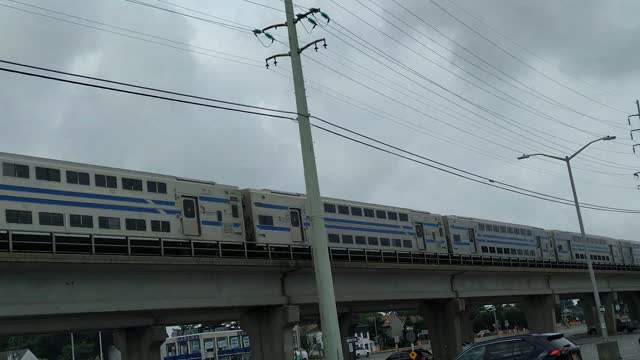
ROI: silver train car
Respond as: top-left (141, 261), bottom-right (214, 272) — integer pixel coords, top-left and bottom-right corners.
top-left (0, 152), bottom-right (243, 254)
top-left (1, 152), bottom-right (639, 266)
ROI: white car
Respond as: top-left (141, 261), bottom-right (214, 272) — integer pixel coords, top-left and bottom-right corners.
top-left (356, 348), bottom-right (370, 358)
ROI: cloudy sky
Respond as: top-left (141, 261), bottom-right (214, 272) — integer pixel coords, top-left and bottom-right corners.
top-left (1, 0), bottom-right (640, 240)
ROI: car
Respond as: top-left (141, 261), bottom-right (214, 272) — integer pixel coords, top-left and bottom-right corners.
top-left (476, 330), bottom-right (491, 338)
top-left (455, 333), bottom-right (581, 360)
top-left (385, 349), bottom-right (434, 360)
top-left (356, 348), bottom-right (370, 358)
top-left (462, 341), bottom-right (473, 351)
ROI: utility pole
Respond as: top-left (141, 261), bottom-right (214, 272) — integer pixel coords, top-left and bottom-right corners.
top-left (70, 333), bottom-right (75, 360)
top-left (255, 3), bottom-right (341, 360)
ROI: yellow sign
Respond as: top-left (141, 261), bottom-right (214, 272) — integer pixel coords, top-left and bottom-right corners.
top-left (409, 350), bottom-right (417, 360)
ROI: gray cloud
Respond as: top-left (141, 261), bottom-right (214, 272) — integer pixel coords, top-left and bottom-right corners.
top-left (0, 0), bottom-right (639, 242)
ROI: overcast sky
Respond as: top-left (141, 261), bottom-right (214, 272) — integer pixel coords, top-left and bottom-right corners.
top-left (1, 0), bottom-right (639, 240)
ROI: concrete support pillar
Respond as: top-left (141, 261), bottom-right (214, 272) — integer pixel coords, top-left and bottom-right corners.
top-left (240, 305), bottom-right (299, 360)
top-left (339, 313), bottom-right (358, 360)
top-left (419, 298), bottom-right (465, 360)
top-left (113, 326), bottom-right (166, 360)
top-left (521, 295), bottom-right (559, 333)
top-left (602, 292), bottom-right (618, 334)
top-left (459, 307), bottom-right (475, 343)
top-left (578, 295), bottom-right (597, 330)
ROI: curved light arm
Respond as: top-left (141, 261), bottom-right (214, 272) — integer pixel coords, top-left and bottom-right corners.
top-left (517, 153), bottom-right (565, 161)
top-left (568, 135), bottom-right (616, 160)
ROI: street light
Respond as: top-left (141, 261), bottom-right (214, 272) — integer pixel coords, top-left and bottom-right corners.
top-left (518, 135), bottom-right (615, 342)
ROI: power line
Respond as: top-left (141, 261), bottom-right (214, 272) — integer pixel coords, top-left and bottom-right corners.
top-left (427, 0), bottom-right (627, 114)
top-left (0, 59), bottom-right (297, 115)
top-left (0, 2), bottom-right (262, 68)
top-left (0, 66), bottom-right (297, 121)
top-left (316, 24), bottom-right (637, 172)
top-left (2, 64), bottom-right (637, 213)
top-left (376, 0), bottom-right (626, 129)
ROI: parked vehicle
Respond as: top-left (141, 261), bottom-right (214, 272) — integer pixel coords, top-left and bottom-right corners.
top-left (455, 333), bottom-right (581, 360)
top-left (355, 348), bottom-right (370, 358)
top-left (385, 349), bottom-right (433, 360)
top-left (476, 330), bottom-right (491, 338)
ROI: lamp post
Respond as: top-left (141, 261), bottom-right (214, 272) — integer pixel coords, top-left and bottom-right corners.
top-left (517, 135), bottom-right (616, 341)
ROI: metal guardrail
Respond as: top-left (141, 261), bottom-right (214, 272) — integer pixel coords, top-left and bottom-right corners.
top-left (0, 229), bottom-right (639, 271)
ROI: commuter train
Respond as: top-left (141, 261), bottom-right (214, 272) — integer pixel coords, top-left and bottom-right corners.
top-left (1, 152), bottom-right (640, 265)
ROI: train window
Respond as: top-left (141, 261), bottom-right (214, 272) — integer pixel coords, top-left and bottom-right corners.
top-left (35, 167), bottom-right (61, 182)
top-left (478, 224), bottom-right (485, 231)
top-left (526, 230), bottom-right (532, 236)
top-left (338, 205), bottom-right (349, 215)
top-left (183, 199), bottom-right (196, 219)
top-left (380, 238), bottom-right (391, 246)
top-left (258, 215), bottom-right (273, 226)
top-left (125, 218), bottom-right (146, 231)
top-left (393, 239), bottom-right (402, 247)
top-left (151, 220), bottom-right (171, 232)
top-left (328, 234), bottom-right (340, 243)
top-left (489, 247), bottom-right (496, 253)
top-left (351, 207), bottom-right (363, 216)
top-left (453, 234), bottom-right (461, 243)
top-left (517, 249), bottom-right (523, 255)
top-left (368, 237), bottom-right (379, 246)
top-left (499, 226), bottom-right (506, 233)
top-left (342, 235), bottom-right (354, 244)
top-left (364, 208), bottom-right (375, 218)
top-left (498, 248), bottom-right (505, 254)
top-left (492, 225), bottom-right (499, 232)
top-left (387, 212), bottom-right (398, 221)
top-left (558, 244), bottom-right (563, 251)
top-left (439, 227), bottom-right (444, 237)
top-left (6, 209), bottom-right (32, 224)
top-left (481, 246), bottom-right (488, 253)
top-left (95, 174), bottom-right (117, 188)
top-left (290, 211), bottom-right (300, 227)
top-left (510, 249), bottom-right (516, 255)
top-left (355, 236), bottom-right (366, 245)
top-left (147, 181), bottom-right (167, 194)
top-left (514, 228), bottom-right (520, 235)
top-left (503, 248), bottom-right (510, 254)
top-left (66, 171), bottom-right (90, 185)
top-left (376, 210), bottom-right (387, 219)
top-left (232, 205), bottom-right (239, 218)
top-left (99, 216), bottom-right (121, 230)
top-left (2, 162), bottom-right (29, 178)
top-left (324, 204), bottom-right (336, 213)
top-left (507, 227), bottom-right (514, 234)
top-left (122, 178), bottom-right (143, 191)
top-left (415, 224), bottom-right (424, 239)
top-left (39, 212), bottom-right (64, 226)
top-left (403, 240), bottom-right (412, 248)
top-left (217, 211), bottom-right (223, 222)
top-left (399, 213), bottom-right (409, 222)
top-left (70, 214), bottom-right (93, 228)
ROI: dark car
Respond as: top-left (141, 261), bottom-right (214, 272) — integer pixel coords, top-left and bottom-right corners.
top-left (454, 333), bottom-right (581, 360)
top-left (386, 349), bottom-right (434, 360)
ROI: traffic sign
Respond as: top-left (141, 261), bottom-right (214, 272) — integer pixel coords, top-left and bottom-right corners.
top-left (409, 350), bottom-right (418, 360)
top-left (404, 330), bottom-right (416, 344)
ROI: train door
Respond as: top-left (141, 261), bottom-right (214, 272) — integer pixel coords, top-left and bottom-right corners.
top-left (289, 208), bottom-right (304, 243)
top-left (626, 247), bottom-right (634, 265)
top-left (415, 223), bottom-right (425, 250)
top-left (180, 196), bottom-right (201, 236)
top-left (468, 228), bottom-right (478, 254)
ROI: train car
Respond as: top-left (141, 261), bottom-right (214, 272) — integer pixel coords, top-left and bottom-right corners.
top-left (0, 152), bottom-right (243, 254)
top-left (443, 216), bottom-right (547, 259)
top-left (242, 188), bottom-right (447, 253)
top-left (554, 231), bottom-right (616, 264)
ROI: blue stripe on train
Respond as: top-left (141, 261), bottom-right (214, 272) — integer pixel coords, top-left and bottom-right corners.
top-left (325, 224), bottom-right (409, 235)
top-left (0, 194), bottom-right (160, 213)
top-left (478, 239), bottom-right (537, 247)
top-left (254, 202), bottom-right (289, 210)
top-left (256, 224), bottom-right (290, 232)
top-left (202, 221), bottom-right (242, 228)
top-left (0, 183), bottom-right (153, 203)
top-left (324, 217), bottom-right (404, 229)
top-left (152, 200), bottom-right (176, 206)
top-left (200, 196), bottom-right (230, 204)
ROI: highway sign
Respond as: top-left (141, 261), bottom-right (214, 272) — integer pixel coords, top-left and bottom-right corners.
top-left (409, 350), bottom-right (418, 360)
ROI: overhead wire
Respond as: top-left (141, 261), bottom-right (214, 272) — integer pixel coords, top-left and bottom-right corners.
top-left (1, 63), bottom-right (638, 214)
top-left (427, 0), bottom-right (628, 114)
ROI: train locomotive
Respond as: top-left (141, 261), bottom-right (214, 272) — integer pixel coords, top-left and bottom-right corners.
top-left (1, 152), bottom-right (639, 266)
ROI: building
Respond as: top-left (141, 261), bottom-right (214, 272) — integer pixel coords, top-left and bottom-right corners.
top-left (353, 324), bottom-right (376, 353)
top-left (161, 330), bottom-right (250, 360)
top-left (0, 349), bottom-right (38, 360)
top-left (381, 313), bottom-right (405, 339)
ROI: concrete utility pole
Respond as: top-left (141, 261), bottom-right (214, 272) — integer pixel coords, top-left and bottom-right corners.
top-left (256, 3), bottom-right (342, 360)
top-left (518, 136), bottom-right (616, 346)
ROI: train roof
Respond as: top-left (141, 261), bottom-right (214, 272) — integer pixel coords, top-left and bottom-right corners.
top-left (0, 151), bottom-right (238, 189)
top-left (446, 215), bottom-right (546, 230)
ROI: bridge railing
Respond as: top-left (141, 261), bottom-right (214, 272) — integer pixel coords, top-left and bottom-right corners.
top-left (0, 229), bottom-right (638, 272)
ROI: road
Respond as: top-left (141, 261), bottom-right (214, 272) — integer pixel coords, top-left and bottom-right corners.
top-left (366, 326), bottom-right (640, 360)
